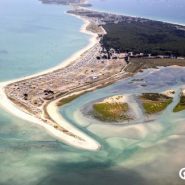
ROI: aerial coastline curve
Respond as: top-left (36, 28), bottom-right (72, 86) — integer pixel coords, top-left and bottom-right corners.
top-left (0, 8), bottom-right (102, 151)
top-left (1, 2), bottom-right (185, 151)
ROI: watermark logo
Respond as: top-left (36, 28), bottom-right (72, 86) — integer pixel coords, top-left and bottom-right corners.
top-left (179, 168), bottom-right (185, 180)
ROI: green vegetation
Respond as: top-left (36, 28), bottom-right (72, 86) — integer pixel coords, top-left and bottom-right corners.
top-left (102, 21), bottom-right (185, 56)
top-left (140, 93), bottom-right (173, 114)
top-left (57, 92), bottom-right (86, 107)
top-left (125, 58), bottom-right (185, 73)
top-left (173, 96), bottom-right (185, 112)
top-left (93, 102), bottom-right (130, 121)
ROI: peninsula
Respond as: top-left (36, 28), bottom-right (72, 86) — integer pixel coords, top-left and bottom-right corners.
top-left (1, 4), bottom-right (185, 150)
top-left (39, 0), bottom-right (92, 7)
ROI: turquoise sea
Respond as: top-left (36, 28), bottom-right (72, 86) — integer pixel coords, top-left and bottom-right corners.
top-left (1, 0), bottom-right (185, 185)
top-left (0, 0), bottom-right (89, 81)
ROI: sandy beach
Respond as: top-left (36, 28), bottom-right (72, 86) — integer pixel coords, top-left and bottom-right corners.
top-left (47, 93), bottom-right (101, 150)
top-left (0, 11), bottom-right (101, 151)
top-left (1, 5), bottom-right (183, 151)
top-left (0, 14), bottom-right (98, 85)
top-left (0, 81), bottom-right (100, 150)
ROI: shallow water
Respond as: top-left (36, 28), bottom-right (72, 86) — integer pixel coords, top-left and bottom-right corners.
top-left (1, 0), bottom-right (185, 184)
top-left (59, 67), bottom-right (185, 185)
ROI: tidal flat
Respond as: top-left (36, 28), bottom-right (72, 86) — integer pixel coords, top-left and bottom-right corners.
top-left (58, 66), bottom-right (185, 185)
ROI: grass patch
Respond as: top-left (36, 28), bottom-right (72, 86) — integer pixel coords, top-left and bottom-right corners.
top-left (57, 92), bottom-right (86, 107)
top-left (93, 102), bottom-right (130, 121)
top-left (140, 93), bottom-right (173, 114)
top-left (173, 96), bottom-right (185, 112)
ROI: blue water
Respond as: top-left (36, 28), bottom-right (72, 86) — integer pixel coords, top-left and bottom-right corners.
top-left (89, 0), bottom-right (185, 24)
top-left (0, 0), bottom-right (89, 81)
top-left (0, 0), bottom-right (185, 185)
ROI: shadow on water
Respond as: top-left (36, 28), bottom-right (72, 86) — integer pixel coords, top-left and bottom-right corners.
top-left (37, 161), bottom-right (147, 185)
top-left (36, 159), bottom-right (185, 185)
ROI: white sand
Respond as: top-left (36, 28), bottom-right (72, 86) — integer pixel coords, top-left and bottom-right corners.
top-left (100, 95), bottom-right (129, 104)
top-left (0, 14), bottom-right (102, 151)
top-left (0, 82), bottom-right (100, 150)
top-left (161, 89), bottom-right (175, 98)
top-left (47, 97), bottom-right (100, 151)
top-left (181, 88), bottom-right (185, 96)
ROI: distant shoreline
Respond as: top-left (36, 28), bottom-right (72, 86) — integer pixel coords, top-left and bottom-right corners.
top-left (88, 3), bottom-right (185, 27)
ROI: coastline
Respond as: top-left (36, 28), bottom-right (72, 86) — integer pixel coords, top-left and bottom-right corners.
top-left (88, 6), bottom-right (185, 27)
top-left (0, 81), bottom-right (100, 151)
top-left (0, 10), bottom-right (101, 151)
top-left (0, 13), bottom-right (98, 85)
top-left (1, 4), bottom-right (185, 151)
top-left (46, 90), bottom-right (101, 150)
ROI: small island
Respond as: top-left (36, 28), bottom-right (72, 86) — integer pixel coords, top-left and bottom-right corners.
top-left (140, 93), bottom-right (173, 114)
top-left (92, 96), bottom-right (131, 122)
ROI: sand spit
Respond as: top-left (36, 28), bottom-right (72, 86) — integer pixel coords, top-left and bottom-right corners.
top-left (1, 4), bottom-right (133, 151)
top-left (0, 81), bottom-right (101, 150)
top-left (0, 12), bottom-right (102, 151)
